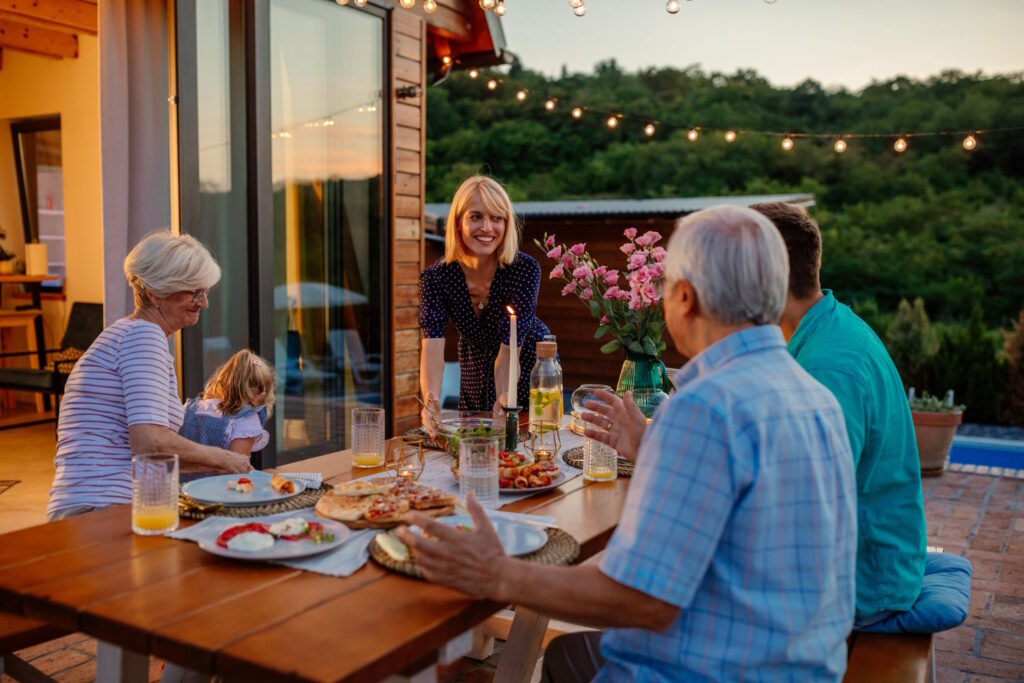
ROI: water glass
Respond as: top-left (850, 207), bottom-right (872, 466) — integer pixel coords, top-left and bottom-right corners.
top-left (583, 435), bottom-right (618, 482)
top-left (459, 435), bottom-right (500, 509)
top-left (352, 407), bottom-right (386, 468)
top-left (386, 435), bottom-right (425, 481)
top-left (132, 453), bottom-right (179, 535)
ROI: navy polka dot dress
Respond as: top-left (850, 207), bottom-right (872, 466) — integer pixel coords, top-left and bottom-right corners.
top-left (419, 252), bottom-right (551, 411)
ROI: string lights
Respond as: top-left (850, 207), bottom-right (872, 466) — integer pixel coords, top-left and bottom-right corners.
top-left (963, 134), bottom-right (977, 150)
top-left (644, 122), bottom-right (657, 136)
top-left (781, 136), bottom-right (794, 151)
top-left (724, 130), bottom-right (737, 143)
top-left (893, 137), bottom-right (908, 153)
top-left (545, 98), bottom-right (557, 111)
top-left (834, 139), bottom-right (847, 154)
top-left (687, 128), bottom-right (699, 142)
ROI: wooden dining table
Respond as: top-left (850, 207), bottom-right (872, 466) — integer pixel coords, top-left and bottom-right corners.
top-left (0, 443), bottom-right (628, 682)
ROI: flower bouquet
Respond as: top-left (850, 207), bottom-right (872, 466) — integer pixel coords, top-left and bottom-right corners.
top-left (535, 229), bottom-right (673, 396)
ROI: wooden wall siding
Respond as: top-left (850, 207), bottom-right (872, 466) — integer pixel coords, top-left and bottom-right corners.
top-left (425, 216), bottom-right (690, 391)
top-left (392, 10), bottom-right (427, 434)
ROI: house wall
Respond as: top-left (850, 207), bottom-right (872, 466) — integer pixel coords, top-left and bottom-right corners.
top-left (0, 36), bottom-right (103, 373)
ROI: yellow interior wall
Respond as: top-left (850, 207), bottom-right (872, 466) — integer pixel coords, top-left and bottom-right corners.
top-left (0, 37), bottom-right (102, 399)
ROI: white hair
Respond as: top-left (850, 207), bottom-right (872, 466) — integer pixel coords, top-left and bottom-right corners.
top-left (663, 205), bottom-right (789, 325)
top-left (124, 231), bottom-right (221, 307)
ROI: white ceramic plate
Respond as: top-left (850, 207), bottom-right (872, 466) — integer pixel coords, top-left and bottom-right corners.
top-left (198, 518), bottom-right (351, 561)
top-left (436, 514), bottom-right (547, 556)
top-left (500, 469), bottom-right (565, 495)
top-left (182, 472), bottom-right (305, 507)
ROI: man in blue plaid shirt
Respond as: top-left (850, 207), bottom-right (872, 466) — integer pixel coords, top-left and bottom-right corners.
top-left (401, 205), bottom-right (857, 682)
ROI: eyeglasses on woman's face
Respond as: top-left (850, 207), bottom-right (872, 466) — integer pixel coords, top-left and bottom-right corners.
top-left (185, 289), bottom-right (209, 304)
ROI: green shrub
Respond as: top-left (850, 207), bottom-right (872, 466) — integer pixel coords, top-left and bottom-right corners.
top-left (1001, 310), bottom-right (1024, 427)
top-left (886, 298), bottom-right (938, 390)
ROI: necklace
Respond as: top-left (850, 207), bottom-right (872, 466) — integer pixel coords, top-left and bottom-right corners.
top-left (478, 300), bottom-right (485, 310)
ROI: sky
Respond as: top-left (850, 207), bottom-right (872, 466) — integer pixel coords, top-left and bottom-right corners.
top-left (498, 0), bottom-right (1024, 90)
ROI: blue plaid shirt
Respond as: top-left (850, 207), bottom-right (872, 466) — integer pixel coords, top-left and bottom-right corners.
top-left (597, 325), bottom-right (857, 682)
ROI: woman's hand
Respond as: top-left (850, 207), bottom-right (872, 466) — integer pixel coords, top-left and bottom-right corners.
top-left (580, 389), bottom-right (647, 463)
top-left (216, 450), bottom-right (253, 474)
top-left (421, 394), bottom-right (441, 438)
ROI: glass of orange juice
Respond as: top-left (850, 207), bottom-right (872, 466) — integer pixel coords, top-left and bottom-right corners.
top-left (352, 407), bottom-right (386, 468)
top-left (132, 452), bottom-right (179, 535)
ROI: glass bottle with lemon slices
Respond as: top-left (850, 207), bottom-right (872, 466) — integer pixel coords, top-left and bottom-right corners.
top-left (529, 340), bottom-right (563, 432)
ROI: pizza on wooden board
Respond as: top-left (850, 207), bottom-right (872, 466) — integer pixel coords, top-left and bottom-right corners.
top-left (315, 478), bottom-right (458, 529)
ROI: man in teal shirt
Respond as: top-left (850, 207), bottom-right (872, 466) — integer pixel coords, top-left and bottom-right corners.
top-left (753, 202), bottom-right (926, 625)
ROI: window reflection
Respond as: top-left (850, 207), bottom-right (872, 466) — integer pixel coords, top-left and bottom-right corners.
top-left (270, 0), bottom-right (385, 459)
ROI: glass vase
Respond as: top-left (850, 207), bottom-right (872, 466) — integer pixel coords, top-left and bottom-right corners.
top-left (616, 353), bottom-right (672, 418)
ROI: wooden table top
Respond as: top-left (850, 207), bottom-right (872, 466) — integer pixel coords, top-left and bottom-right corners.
top-left (0, 274), bottom-right (60, 284)
top-left (0, 446), bottom-right (628, 682)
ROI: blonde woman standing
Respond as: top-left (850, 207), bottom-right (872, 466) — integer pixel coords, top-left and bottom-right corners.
top-left (419, 176), bottom-right (551, 427)
top-left (47, 231), bottom-right (251, 521)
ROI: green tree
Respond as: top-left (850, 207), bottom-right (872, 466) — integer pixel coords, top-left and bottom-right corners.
top-left (1000, 310), bottom-right (1024, 427)
top-left (886, 298), bottom-right (938, 390)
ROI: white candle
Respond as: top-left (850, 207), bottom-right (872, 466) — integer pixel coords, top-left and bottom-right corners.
top-left (506, 306), bottom-right (518, 407)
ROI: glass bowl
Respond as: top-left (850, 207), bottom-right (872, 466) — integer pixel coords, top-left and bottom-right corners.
top-left (570, 383), bottom-right (614, 416)
top-left (430, 410), bottom-right (506, 458)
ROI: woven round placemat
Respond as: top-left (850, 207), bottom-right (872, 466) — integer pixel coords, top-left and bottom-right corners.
top-left (370, 527), bottom-right (580, 579)
top-left (561, 446), bottom-right (634, 478)
top-left (179, 484), bottom-right (332, 520)
top-left (404, 427), bottom-right (530, 453)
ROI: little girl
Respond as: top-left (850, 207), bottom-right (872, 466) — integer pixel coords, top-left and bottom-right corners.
top-left (179, 349), bottom-right (276, 460)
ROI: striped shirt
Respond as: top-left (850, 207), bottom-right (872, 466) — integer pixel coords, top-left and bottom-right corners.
top-left (597, 325), bottom-right (857, 682)
top-left (48, 318), bottom-right (183, 517)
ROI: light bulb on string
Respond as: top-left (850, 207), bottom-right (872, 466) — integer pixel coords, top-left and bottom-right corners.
top-left (607, 115), bottom-right (619, 129)
top-left (568, 0), bottom-right (584, 7)
top-left (494, 0), bottom-right (506, 16)
top-left (335, 0), bottom-right (349, 5)
top-left (516, 89), bottom-right (528, 102)
top-left (353, 0), bottom-right (366, 6)
top-left (962, 133), bottom-right (977, 151)
top-left (544, 99), bottom-right (557, 111)
top-left (666, 0), bottom-right (681, 13)
top-left (573, 4), bottom-right (587, 16)
top-left (441, 55), bottom-right (452, 66)
top-left (764, 0), bottom-right (777, 4)
top-left (480, 0), bottom-right (496, 9)
top-left (487, 79), bottom-right (498, 91)
top-left (724, 130), bottom-right (737, 143)
top-left (781, 136), bottom-right (794, 151)
top-left (468, 69), bottom-right (479, 79)
top-left (400, 0), bottom-right (415, 8)
top-left (687, 128), bottom-right (699, 142)
top-left (833, 139), bottom-right (847, 154)
top-left (424, 0), bottom-right (438, 12)
top-left (644, 123), bottom-right (656, 136)
top-left (571, 107), bottom-right (583, 119)
top-left (893, 137), bottom-right (908, 153)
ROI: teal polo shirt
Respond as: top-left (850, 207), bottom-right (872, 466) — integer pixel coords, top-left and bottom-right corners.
top-left (789, 290), bottom-right (926, 618)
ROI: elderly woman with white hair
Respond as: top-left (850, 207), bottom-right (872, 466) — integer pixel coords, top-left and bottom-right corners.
top-left (47, 231), bottom-right (251, 521)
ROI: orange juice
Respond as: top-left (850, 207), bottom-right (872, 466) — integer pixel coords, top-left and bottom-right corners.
top-left (132, 507), bottom-right (178, 534)
top-left (353, 452), bottom-right (384, 467)
top-left (585, 466), bottom-right (617, 481)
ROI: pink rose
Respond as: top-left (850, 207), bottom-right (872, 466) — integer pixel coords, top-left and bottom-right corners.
top-left (604, 285), bottom-right (620, 299)
top-left (628, 252), bottom-right (647, 271)
top-left (561, 252), bottom-right (574, 266)
top-left (649, 262), bottom-right (664, 277)
top-left (616, 289), bottom-right (631, 301)
top-left (547, 245), bottom-right (563, 260)
top-left (620, 243), bottom-right (635, 255)
top-left (572, 264), bottom-right (592, 281)
top-left (604, 269), bottom-right (619, 284)
top-left (561, 281), bottom-right (577, 297)
top-left (652, 246), bottom-right (667, 261)
top-left (549, 264), bottom-right (564, 279)
top-left (635, 234), bottom-right (653, 247)
top-left (632, 265), bottom-right (652, 284)
top-left (545, 235), bottom-right (556, 248)
top-left (643, 282), bottom-right (659, 303)
top-left (600, 315), bottom-right (610, 325)
top-left (623, 227), bottom-right (637, 239)
top-left (646, 231), bottom-right (663, 245)
top-left (594, 265), bottom-right (607, 277)
top-left (580, 288), bottom-right (593, 300)
top-left (569, 243), bottom-right (586, 256)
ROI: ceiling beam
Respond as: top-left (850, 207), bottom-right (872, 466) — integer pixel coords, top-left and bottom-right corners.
top-left (0, 18), bottom-right (77, 59)
top-left (0, 0), bottom-right (96, 36)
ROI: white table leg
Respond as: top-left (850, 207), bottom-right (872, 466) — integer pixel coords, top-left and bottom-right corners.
top-left (494, 608), bottom-right (550, 683)
top-left (95, 640), bottom-right (148, 683)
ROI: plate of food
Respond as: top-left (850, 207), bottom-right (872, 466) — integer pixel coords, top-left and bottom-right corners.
top-left (391, 514), bottom-right (548, 558)
top-left (315, 477), bottom-right (459, 529)
top-left (451, 452), bottom-right (565, 493)
top-left (198, 516), bottom-right (350, 561)
top-left (181, 471), bottom-right (305, 507)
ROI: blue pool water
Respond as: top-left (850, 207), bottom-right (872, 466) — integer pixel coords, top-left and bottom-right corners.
top-left (949, 437), bottom-right (1024, 469)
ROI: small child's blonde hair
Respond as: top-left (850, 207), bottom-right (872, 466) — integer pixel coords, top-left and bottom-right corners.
top-left (203, 349), bottom-right (276, 417)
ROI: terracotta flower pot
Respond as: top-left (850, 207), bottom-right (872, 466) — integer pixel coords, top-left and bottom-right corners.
top-left (912, 409), bottom-right (963, 476)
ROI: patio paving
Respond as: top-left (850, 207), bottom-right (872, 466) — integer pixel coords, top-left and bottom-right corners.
top-left (1, 459), bottom-right (1021, 681)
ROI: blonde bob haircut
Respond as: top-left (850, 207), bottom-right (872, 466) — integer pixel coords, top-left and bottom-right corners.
top-left (124, 231), bottom-right (222, 308)
top-left (203, 349), bottom-right (276, 417)
top-left (444, 176), bottom-right (520, 266)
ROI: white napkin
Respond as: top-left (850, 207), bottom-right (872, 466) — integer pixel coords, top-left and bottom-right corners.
top-left (167, 509), bottom-right (376, 577)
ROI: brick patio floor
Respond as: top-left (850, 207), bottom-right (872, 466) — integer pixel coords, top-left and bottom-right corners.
top-left (3, 470), bottom-right (1022, 682)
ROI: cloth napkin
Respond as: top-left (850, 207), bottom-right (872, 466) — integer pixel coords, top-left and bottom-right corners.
top-left (167, 508), bottom-right (378, 577)
top-left (273, 471), bottom-right (324, 489)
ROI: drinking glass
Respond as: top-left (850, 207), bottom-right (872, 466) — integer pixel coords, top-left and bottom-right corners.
top-left (527, 420), bottom-right (561, 464)
top-left (132, 453), bottom-right (179, 535)
top-left (386, 435), bottom-right (425, 481)
top-left (459, 435), bottom-right (500, 509)
top-left (352, 407), bottom-right (386, 468)
top-left (583, 435), bottom-right (618, 482)
top-left (570, 383), bottom-right (614, 418)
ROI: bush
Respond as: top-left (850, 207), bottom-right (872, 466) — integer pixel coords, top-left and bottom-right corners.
top-left (886, 298), bottom-right (938, 390)
top-left (1001, 310), bottom-right (1024, 427)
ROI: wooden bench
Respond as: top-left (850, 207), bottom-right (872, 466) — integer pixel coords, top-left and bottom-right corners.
top-left (844, 631), bottom-right (934, 683)
top-left (0, 611), bottom-right (70, 681)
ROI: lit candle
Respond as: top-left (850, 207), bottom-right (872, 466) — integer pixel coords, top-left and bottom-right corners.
top-left (506, 305), bottom-right (518, 408)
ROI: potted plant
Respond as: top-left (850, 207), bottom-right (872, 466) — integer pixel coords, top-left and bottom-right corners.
top-left (536, 228), bottom-right (673, 402)
top-left (909, 389), bottom-right (964, 476)
top-left (0, 227), bottom-right (14, 275)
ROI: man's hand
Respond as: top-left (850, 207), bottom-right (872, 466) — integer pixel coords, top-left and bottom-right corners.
top-left (397, 492), bottom-right (511, 600)
top-left (216, 450), bottom-right (253, 474)
top-left (580, 389), bottom-right (647, 463)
